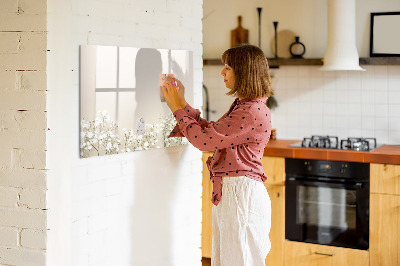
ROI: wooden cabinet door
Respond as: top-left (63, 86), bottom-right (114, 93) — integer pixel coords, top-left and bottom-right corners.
top-left (202, 152), bottom-right (213, 258)
top-left (262, 156), bottom-right (285, 186)
top-left (370, 163), bottom-right (400, 195)
top-left (264, 184), bottom-right (284, 266)
top-left (284, 241), bottom-right (369, 266)
top-left (370, 193), bottom-right (400, 266)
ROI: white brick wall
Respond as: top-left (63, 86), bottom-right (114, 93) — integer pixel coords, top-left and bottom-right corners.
top-left (46, 0), bottom-right (203, 266)
top-left (0, 0), bottom-right (48, 265)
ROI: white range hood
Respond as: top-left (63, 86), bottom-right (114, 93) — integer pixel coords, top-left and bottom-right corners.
top-left (320, 0), bottom-right (365, 71)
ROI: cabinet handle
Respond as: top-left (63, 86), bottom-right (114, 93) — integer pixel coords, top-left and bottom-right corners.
top-left (314, 252), bottom-right (335, 257)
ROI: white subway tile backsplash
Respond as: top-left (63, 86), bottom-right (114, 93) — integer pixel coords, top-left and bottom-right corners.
top-left (389, 104), bottom-right (400, 117)
top-left (388, 91), bottom-right (400, 104)
top-left (362, 116), bottom-right (375, 130)
top-left (375, 104), bottom-right (389, 117)
top-left (361, 104), bottom-right (375, 116)
top-left (374, 90), bottom-right (388, 104)
top-left (388, 131), bottom-right (400, 143)
top-left (336, 115), bottom-right (348, 129)
top-left (286, 77), bottom-right (299, 89)
top-left (374, 65), bottom-right (388, 77)
top-left (374, 117), bottom-right (389, 130)
top-left (374, 130), bottom-right (389, 144)
top-left (361, 90), bottom-right (374, 103)
top-left (388, 117), bottom-right (400, 131)
top-left (388, 76), bottom-right (400, 91)
top-left (323, 103), bottom-right (336, 115)
top-left (374, 77), bottom-right (388, 91)
top-left (203, 65), bottom-right (400, 144)
top-left (285, 66), bottom-right (298, 77)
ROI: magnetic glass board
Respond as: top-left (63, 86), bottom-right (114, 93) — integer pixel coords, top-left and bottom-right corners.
top-left (80, 45), bottom-right (193, 158)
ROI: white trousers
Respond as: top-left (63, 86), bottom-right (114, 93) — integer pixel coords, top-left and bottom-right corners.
top-left (212, 176), bottom-right (271, 266)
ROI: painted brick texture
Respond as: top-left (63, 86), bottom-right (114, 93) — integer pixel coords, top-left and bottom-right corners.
top-left (0, 0), bottom-right (47, 265)
top-left (46, 0), bottom-right (204, 265)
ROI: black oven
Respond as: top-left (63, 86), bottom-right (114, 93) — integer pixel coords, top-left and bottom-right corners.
top-left (285, 158), bottom-right (369, 250)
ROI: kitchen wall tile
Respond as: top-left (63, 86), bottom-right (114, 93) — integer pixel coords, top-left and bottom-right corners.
top-left (311, 86), bottom-right (323, 101)
top-left (361, 75), bottom-right (374, 91)
top-left (361, 90), bottom-right (374, 103)
top-left (361, 104), bottom-right (375, 116)
top-left (349, 116), bottom-right (362, 129)
top-left (323, 115), bottom-right (336, 129)
top-left (336, 90), bottom-right (349, 103)
top-left (389, 104), bottom-right (400, 117)
top-left (286, 77), bottom-right (299, 89)
top-left (335, 72), bottom-right (349, 90)
top-left (349, 128), bottom-right (362, 137)
top-left (298, 102), bottom-right (312, 115)
top-left (310, 77), bottom-right (324, 90)
top-left (374, 77), bottom-right (388, 91)
top-left (336, 115), bottom-right (348, 128)
top-left (348, 90), bottom-right (362, 103)
top-left (336, 103), bottom-right (349, 116)
top-left (348, 103), bottom-right (362, 116)
top-left (298, 67), bottom-right (311, 78)
top-left (285, 66), bottom-right (298, 77)
top-left (204, 65), bottom-right (400, 144)
top-left (374, 117), bottom-right (389, 130)
top-left (348, 71), bottom-right (362, 89)
top-left (311, 114), bottom-right (324, 128)
top-left (323, 103), bottom-right (336, 115)
top-left (387, 65), bottom-right (400, 76)
top-left (323, 86), bottom-right (336, 103)
top-left (388, 75), bottom-right (400, 91)
top-left (374, 65), bottom-right (388, 77)
top-left (336, 128), bottom-right (349, 140)
top-left (362, 116), bottom-right (375, 130)
top-left (375, 104), bottom-right (389, 117)
top-left (388, 131), bottom-right (400, 143)
top-left (374, 90), bottom-right (388, 104)
top-left (298, 77), bottom-right (311, 89)
top-left (374, 130), bottom-right (389, 144)
top-left (388, 117), bottom-right (400, 131)
top-left (362, 129), bottom-right (375, 138)
top-left (311, 127), bottom-right (325, 136)
top-left (310, 66), bottom-right (324, 77)
top-left (322, 70), bottom-right (335, 78)
top-left (311, 102), bottom-right (324, 115)
top-left (388, 91), bottom-right (400, 104)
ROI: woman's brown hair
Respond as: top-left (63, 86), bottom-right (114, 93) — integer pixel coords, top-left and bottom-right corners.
top-left (221, 44), bottom-right (273, 99)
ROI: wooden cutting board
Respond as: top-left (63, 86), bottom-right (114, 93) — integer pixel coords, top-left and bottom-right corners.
top-left (231, 16), bottom-right (249, 48)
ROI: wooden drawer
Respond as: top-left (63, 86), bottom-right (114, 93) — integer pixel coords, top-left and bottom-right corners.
top-left (284, 241), bottom-right (369, 266)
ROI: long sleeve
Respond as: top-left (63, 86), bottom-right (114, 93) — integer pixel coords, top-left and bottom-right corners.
top-left (172, 105), bottom-right (258, 152)
top-left (168, 104), bottom-right (210, 137)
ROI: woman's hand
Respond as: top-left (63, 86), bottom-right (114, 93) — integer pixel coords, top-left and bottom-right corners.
top-left (173, 78), bottom-right (187, 108)
top-left (161, 77), bottom-right (185, 113)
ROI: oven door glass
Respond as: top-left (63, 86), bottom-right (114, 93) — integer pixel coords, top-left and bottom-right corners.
top-left (286, 180), bottom-right (369, 250)
top-left (298, 185), bottom-right (356, 241)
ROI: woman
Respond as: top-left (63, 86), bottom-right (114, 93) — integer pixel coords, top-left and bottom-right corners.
top-left (161, 44), bottom-right (273, 266)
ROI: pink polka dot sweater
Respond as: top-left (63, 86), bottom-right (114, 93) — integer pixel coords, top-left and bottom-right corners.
top-left (169, 97), bottom-right (272, 206)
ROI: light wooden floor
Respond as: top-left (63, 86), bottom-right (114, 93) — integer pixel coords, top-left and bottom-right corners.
top-left (202, 257), bottom-right (211, 266)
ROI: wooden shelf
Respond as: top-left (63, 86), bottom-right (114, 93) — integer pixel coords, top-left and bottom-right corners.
top-left (203, 57), bottom-right (400, 67)
top-left (359, 57), bottom-right (400, 65)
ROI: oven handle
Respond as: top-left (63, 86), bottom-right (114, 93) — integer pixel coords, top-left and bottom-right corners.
top-left (286, 177), bottom-right (364, 189)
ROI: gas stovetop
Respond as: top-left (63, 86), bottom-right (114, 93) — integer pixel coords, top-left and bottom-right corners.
top-left (289, 135), bottom-right (382, 151)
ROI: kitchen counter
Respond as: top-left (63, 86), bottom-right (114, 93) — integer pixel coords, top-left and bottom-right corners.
top-left (263, 139), bottom-right (400, 164)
